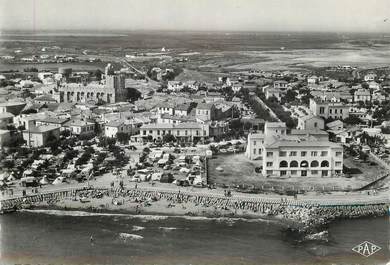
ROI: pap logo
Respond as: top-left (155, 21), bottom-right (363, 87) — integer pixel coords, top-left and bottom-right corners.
top-left (352, 241), bottom-right (381, 257)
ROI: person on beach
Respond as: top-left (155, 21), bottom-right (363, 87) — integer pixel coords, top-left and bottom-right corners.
top-left (90, 235), bottom-right (95, 244)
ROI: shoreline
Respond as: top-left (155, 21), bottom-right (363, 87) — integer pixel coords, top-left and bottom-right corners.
top-left (2, 187), bottom-right (388, 235)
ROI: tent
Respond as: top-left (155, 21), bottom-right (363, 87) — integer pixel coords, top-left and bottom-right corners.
top-left (151, 172), bottom-right (163, 181)
top-left (52, 177), bottom-right (65, 185)
top-left (180, 167), bottom-right (190, 173)
top-left (157, 159), bottom-right (168, 166)
top-left (7, 175), bottom-right (16, 181)
top-left (40, 176), bottom-right (49, 185)
top-left (20, 177), bottom-right (37, 187)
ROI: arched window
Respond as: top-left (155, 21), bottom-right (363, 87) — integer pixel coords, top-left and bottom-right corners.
top-left (321, 160), bottom-right (329, 167)
top-left (290, 161), bottom-right (298, 167)
top-left (300, 160), bottom-right (308, 168)
top-left (310, 160), bottom-right (319, 167)
top-left (279, 161), bottom-right (288, 168)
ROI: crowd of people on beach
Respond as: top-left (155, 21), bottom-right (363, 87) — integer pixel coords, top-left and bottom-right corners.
top-left (1, 187), bottom-right (387, 230)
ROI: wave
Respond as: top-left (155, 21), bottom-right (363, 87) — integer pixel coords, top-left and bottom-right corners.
top-left (20, 209), bottom-right (129, 217)
top-left (132, 225), bottom-right (145, 231)
top-left (159, 226), bottom-right (178, 231)
top-left (19, 209), bottom-right (281, 225)
top-left (119, 233), bottom-right (143, 241)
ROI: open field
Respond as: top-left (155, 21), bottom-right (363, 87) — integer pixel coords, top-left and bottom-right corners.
top-left (208, 153), bottom-right (385, 191)
top-left (2, 31), bottom-right (390, 76)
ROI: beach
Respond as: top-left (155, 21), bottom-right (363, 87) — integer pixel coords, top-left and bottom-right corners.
top-left (2, 185), bottom-right (387, 235)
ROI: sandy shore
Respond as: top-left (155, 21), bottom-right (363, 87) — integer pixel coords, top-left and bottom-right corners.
top-left (32, 193), bottom-right (289, 224)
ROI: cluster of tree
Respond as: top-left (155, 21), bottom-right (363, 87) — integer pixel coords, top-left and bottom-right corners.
top-left (265, 98), bottom-right (297, 129)
top-left (116, 132), bottom-right (131, 144)
top-left (281, 89), bottom-right (298, 104)
top-left (45, 132), bottom-right (60, 153)
top-left (92, 152), bottom-right (107, 170)
top-left (139, 147), bottom-right (151, 163)
top-left (381, 127), bottom-right (390, 134)
top-left (241, 91), bottom-right (274, 121)
top-left (98, 136), bottom-right (116, 148)
top-left (23, 67), bottom-right (39, 72)
top-left (360, 132), bottom-right (384, 149)
top-left (162, 134), bottom-right (176, 143)
top-left (109, 145), bottom-right (129, 167)
top-left (373, 101), bottom-right (390, 122)
top-left (298, 88), bottom-right (313, 105)
top-left (343, 116), bottom-right (364, 125)
top-left (75, 147), bottom-right (95, 166)
top-left (125, 87), bottom-right (141, 102)
top-left (63, 149), bottom-right (79, 165)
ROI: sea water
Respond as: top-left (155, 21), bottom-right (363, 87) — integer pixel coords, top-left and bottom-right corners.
top-left (0, 211), bottom-right (388, 265)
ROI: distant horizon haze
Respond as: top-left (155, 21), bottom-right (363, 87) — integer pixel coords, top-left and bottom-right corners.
top-left (0, 0), bottom-right (389, 33)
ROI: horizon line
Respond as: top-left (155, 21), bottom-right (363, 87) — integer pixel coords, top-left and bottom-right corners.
top-left (1, 28), bottom-right (389, 35)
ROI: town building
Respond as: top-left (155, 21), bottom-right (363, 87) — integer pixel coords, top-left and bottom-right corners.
top-left (22, 125), bottom-right (60, 147)
top-left (265, 88), bottom-right (281, 101)
top-left (175, 103), bottom-right (193, 116)
top-left (307, 75), bottom-right (319, 84)
top-left (326, 120), bottom-right (343, 131)
top-left (156, 102), bottom-right (176, 116)
top-left (167, 81), bottom-right (184, 92)
top-left (58, 74), bottom-right (126, 103)
top-left (195, 103), bottom-right (216, 121)
top-left (309, 98), bottom-right (349, 120)
top-left (133, 122), bottom-right (209, 143)
top-left (36, 117), bottom-right (69, 130)
top-left (0, 129), bottom-right (11, 147)
top-left (104, 120), bottom-right (138, 138)
top-left (354, 89), bottom-right (371, 103)
top-left (64, 119), bottom-right (95, 135)
top-left (297, 115), bottom-right (324, 130)
top-left (273, 80), bottom-right (289, 89)
top-left (14, 113), bottom-right (47, 130)
top-left (364, 73), bottom-right (377, 82)
top-left (0, 101), bottom-right (26, 116)
top-left (245, 122), bottom-right (343, 177)
top-left (0, 112), bottom-right (14, 129)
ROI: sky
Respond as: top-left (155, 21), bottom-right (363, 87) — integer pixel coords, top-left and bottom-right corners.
top-left (0, 0), bottom-right (389, 32)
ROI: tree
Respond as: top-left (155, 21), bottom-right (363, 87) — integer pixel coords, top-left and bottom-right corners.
top-left (343, 116), bottom-right (363, 125)
top-left (117, 132), bottom-right (130, 144)
top-left (359, 150), bottom-right (369, 162)
top-left (21, 109), bottom-right (38, 115)
top-left (98, 136), bottom-right (116, 148)
top-left (46, 132), bottom-right (59, 152)
top-left (125, 87), bottom-right (141, 102)
top-left (163, 134), bottom-right (176, 143)
top-left (60, 130), bottom-right (71, 138)
top-left (285, 89), bottom-right (297, 103)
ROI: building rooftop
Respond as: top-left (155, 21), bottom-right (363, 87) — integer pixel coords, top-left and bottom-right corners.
top-left (290, 129), bottom-right (328, 135)
top-left (141, 122), bottom-right (204, 130)
top-left (38, 117), bottom-right (69, 124)
top-left (25, 125), bottom-right (59, 133)
top-left (34, 94), bottom-right (57, 102)
top-left (298, 114), bottom-right (322, 122)
top-left (175, 103), bottom-right (192, 111)
top-left (265, 122), bottom-right (286, 128)
top-left (65, 119), bottom-right (94, 127)
top-left (0, 112), bottom-right (15, 119)
top-left (196, 102), bottom-right (214, 110)
top-left (0, 101), bottom-right (26, 107)
top-left (265, 137), bottom-right (341, 148)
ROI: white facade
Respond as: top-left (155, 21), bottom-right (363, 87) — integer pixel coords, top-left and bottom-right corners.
top-left (309, 98), bottom-right (349, 120)
top-left (246, 122), bottom-right (343, 177)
